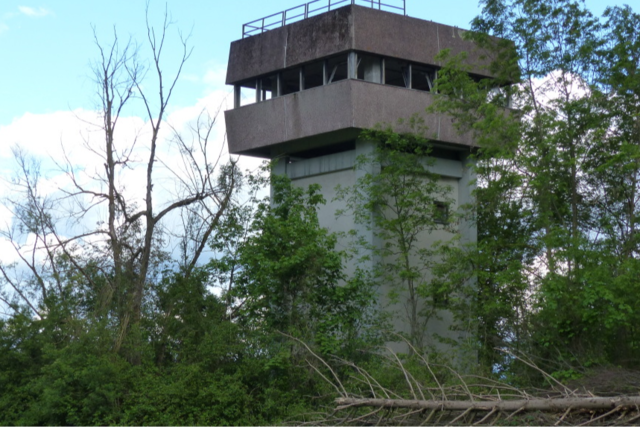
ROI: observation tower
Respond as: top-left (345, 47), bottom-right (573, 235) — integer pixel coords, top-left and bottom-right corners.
top-left (225, 0), bottom-right (497, 350)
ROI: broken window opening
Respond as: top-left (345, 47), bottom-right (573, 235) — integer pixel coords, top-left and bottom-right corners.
top-left (281, 68), bottom-right (301, 95)
top-left (385, 58), bottom-right (411, 88)
top-left (231, 53), bottom-right (458, 109)
top-left (412, 64), bottom-right (437, 92)
top-left (326, 54), bottom-right (348, 84)
top-left (303, 62), bottom-right (324, 90)
top-left (259, 75), bottom-right (279, 100)
top-left (434, 201), bottom-right (449, 225)
top-left (236, 80), bottom-right (257, 107)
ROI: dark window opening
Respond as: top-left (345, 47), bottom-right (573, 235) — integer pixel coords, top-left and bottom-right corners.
top-left (303, 62), bottom-right (324, 90)
top-left (326, 55), bottom-right (348, 83)
top-left (430, 147), bottom-right (463, 161)
top-left (385, 58), bottom-right (411, 88)
top-left (434, 201), bottom-right (449, 224)
top-left (260, 75), bottom-right (278, 100)
top-left (231, 53), bottom-right (463, 110)
top-left (281, 68), bottom-right (300, 95)
top-left (237, 80), bottom-right (257, 106)
top-left (288, 140), bottom-right (356, 159)
top-left (412, 64), bottom-right (436, 92)
top-left (356, 54), bottom-right (382, 83)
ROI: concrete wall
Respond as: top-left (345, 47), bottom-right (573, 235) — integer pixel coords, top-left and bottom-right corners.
top-left (225, 78), bottom-right (475, 157)
top-left (277, 143), bottom-right (475, 352)
top-left (227, 5), bottom-right (501, 84)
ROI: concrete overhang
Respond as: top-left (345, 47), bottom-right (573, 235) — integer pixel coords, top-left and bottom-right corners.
top-left (224, 78), bottom-right (475, 158)
top-left (226, 5), bottom-right (497, 84)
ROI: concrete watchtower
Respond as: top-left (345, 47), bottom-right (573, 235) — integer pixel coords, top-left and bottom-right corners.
top-left (225, 0), bottom-right (494, 349)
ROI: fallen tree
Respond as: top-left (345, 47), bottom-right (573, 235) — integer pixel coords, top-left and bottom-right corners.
top-left (335, 395), bottom-right (640, 412)
top-left (284, 334), bottom-right (640, 426)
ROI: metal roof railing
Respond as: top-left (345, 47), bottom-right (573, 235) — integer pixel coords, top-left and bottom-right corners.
top-left (242, 0), bottom-right (406, 38)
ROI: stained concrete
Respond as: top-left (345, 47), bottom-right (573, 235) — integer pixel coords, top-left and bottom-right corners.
top-left (285, 145), bottom-right (469, 352)
top-left (226, 4), bottom-right (484, 358)
top-left (227, 5), bottom-right (501, 84)
top-left (225, 78), bottom-right (475, 157)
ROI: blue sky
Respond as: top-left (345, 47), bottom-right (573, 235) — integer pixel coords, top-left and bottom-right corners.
top-left (0, 0), bottom-right (484, 125)
top-left (0, 0), bottom-right (628, 127)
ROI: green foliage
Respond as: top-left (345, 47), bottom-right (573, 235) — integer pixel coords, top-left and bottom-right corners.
top-left (431, 0), bottom-right (640, 375)
top-left (0, 165), bottom-right (383, 425)
top-left (3, 2), bottom-right (640, 424)
top-left (336, 128), bottom-right (458, 351)
top-left (232, 172), bottom-right (380, 357)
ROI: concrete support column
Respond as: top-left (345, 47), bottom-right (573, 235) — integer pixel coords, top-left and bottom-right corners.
top-left (233, 84), bottom-right (241, 109)
top-left (348, 52), bottom-right (357, 79)
top-left (362, 56), bottom-right (382, 83)
top-left (458, 152), bottom-right (477, 247)
top-left (455, 151), bottom-right (478, 369)
top-left (354, 139), bottom-right (381, 278)
top-left (255, 78), bottom-right (262, 103)
top-left (271, 156), bottom-right (288, 200)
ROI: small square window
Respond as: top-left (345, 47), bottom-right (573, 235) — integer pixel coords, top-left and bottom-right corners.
top-left (281, 68), bottom-right (301, 95)
top-left (303, 62), bottom-right (324, 89)
top-left (260, 75), bottom-right (278, 100)
top-left (434, 202), bottom-right (449, 224)
top-left (326, 55), bottom-right (348, 83)
top-left (385, 58), bottom-right (410, 88)
top-left (412, 64), bottom-right (436, 92)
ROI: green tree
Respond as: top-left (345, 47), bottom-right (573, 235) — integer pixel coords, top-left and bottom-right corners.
top-left (230, 173), bottom-right (379, 356)
top-left (336, 129), bottom-right (457, 351)
top-left (431, 0), bottom-right (640, 373)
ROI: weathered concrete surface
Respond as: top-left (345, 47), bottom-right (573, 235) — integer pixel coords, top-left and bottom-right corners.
top-left (287, 147), bottom-right (466, 355)
top-left (224, 78), bottom-right (475, 157)
top-left (227, 5), bottom-right (500, 84)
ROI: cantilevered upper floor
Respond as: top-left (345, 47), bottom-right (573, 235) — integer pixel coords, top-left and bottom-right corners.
top-left (225, 2), bottom-right (501, 157)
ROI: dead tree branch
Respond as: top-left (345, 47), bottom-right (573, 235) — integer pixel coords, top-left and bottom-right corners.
top-left (334, 395), bottom-right (640, 412)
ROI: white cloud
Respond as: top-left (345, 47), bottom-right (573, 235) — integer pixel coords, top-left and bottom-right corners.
top-left (0, 86), bottom-right (243, 231)
top-left (0, 22), bottom-right (8, 34)
top-left (203, 66), bottom-right (228, 89)
top-left (0, 63), bottom-right (267, 286)
top-left (18, 6), bottom-right (52, 17)
top-left (180, 73), bottom-right (201, 84)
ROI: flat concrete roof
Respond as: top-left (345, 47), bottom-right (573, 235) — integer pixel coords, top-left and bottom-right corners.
top-left (224, 79), bottom-right (474, 157)
top-left (226, 5), bottom-right (498, 84)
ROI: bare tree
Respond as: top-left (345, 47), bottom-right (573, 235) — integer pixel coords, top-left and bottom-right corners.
top-left (0, 5), bottom-right (238, 363)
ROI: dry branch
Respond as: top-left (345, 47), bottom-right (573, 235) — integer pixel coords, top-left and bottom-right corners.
top-left (335, 395), bottom-right (640, 412)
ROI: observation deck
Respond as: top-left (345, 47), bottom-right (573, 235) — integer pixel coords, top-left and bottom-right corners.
top-left (225, 3), bottom-right (496, 158)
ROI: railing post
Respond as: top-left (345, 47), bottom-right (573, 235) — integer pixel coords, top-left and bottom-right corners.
top-left (241, 0), bottom-right (408, 37)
